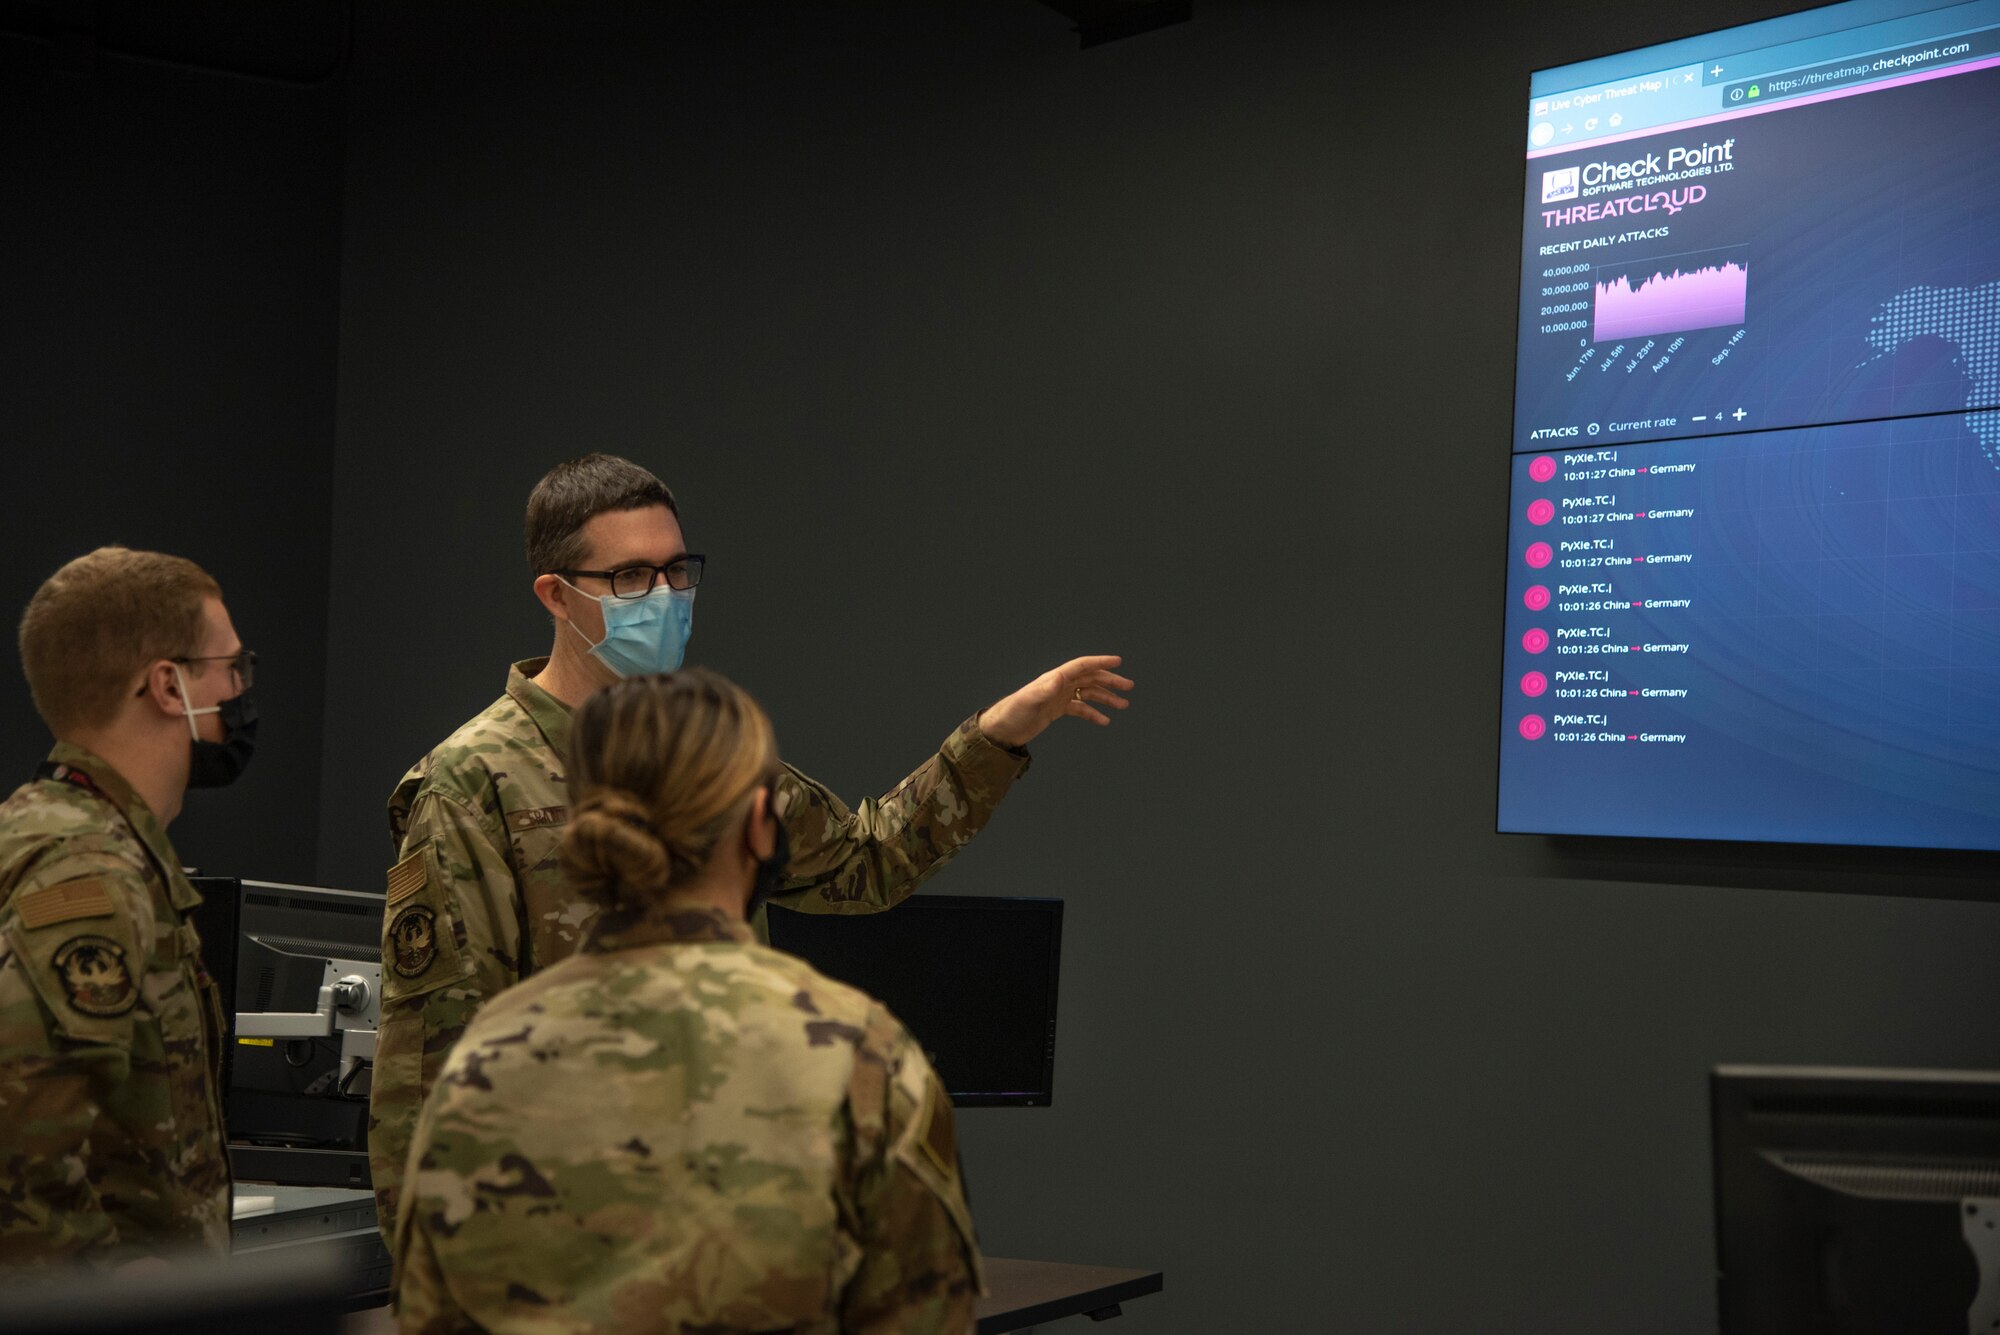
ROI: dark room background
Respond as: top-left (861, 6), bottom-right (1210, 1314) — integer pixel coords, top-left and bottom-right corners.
top-left (1, 5), bottom-right (343, 880)
top-left (6, 2), bottom-right (1999, 1329)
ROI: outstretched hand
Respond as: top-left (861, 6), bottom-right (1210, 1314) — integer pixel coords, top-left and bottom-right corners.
top-left (977, 655), bottom-right (1133, 750)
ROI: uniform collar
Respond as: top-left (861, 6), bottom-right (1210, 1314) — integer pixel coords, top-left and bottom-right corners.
top-left (505, 658), bottom-right (573, 759)
top-left (582, 900), bottom-right (757, 954)
top-left (42, 742), bottom-right (202, 911)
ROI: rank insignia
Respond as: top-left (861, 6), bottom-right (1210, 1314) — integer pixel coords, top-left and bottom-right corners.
top-left (390, 905), bottom-right (439, 978)
top-left (52, 935), bottom-right (138, 1017)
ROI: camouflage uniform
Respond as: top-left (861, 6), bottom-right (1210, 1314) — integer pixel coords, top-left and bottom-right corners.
top-left (395, 901), bottom-right (980, 1335)
top-left (370, 660), bottom-right (1030, 1245)
top-left (0, 744), bottom-right (231, 1270)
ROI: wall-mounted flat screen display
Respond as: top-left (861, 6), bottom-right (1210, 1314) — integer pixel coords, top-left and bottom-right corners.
top-left (1500, 0), bottom-right (2000, 848)
top-left (766, 895), bottom-right (1062, 1107)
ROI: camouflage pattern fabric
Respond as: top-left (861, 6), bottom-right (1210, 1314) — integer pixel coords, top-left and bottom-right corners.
top-left (0, 744), bottom-right (231, 1270)
top-left (394, 902), bottom-right (980, 1335)
top-left (370, 659), bottom-right (1030, 1248)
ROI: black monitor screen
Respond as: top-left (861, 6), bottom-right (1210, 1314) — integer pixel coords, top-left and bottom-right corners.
top-left (236, 879), bottom-right (382, 966)
top-left (766, 895), bottom-right (1062, 1108)
top-left (224, 879), bottom-right (385, 1154)
top-left (1711, 1064), bottom-right (2000, 1332)
top-left (1499, 0), bottom-right (2000, 849)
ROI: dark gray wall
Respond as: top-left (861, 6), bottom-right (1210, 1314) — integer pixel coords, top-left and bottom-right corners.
top-left (0, 17), bottom-right (343, 882)
top-left (314, 2), bottom-right (2000, 1329)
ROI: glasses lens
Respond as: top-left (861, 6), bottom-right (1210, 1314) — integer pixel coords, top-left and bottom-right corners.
top-left (668, 556), bottom-right (704, 590)
top-left (236, 651), bottom-right (257, 689)
top-left (610, 567), bottom-right (658, 599)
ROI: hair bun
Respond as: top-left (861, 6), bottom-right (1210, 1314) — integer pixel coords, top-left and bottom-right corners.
top-left (562, 788), bottom-right (671, 905)
top-left (563, 667), bottom-right (780, 911)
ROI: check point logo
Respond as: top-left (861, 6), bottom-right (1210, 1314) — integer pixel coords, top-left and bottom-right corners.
top-left (1542, 166), bottom-right (1580, 204)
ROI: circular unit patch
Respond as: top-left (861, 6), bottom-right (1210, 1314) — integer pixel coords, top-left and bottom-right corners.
top-left (52, 935), bottom-right (138, 1017)
top-left (390, 905), bottom-right (439, 978)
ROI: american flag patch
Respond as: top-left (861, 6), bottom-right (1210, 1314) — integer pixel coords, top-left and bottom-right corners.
top-left (14, 878), bottom-right (115, 929)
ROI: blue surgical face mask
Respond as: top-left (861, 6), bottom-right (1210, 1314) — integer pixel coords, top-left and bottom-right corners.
top-left (561, 578), bottom-right (695, 677)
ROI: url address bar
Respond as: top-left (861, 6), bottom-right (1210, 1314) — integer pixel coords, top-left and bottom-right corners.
top-left (1720, 26), bottom-right (2000, 106)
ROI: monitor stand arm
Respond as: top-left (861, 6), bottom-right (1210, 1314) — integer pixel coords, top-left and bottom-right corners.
top-left (236, 957), bottom-right (381, 1097)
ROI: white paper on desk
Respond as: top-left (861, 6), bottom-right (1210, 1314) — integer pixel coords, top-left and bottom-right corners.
top-left (232, 1194), bottom-right (277, 1219)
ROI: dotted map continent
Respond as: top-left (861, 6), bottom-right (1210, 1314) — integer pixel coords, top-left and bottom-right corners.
top-left (1865, 280), bottom-right (2000, 468)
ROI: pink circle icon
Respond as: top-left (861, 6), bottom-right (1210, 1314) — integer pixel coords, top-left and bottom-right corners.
top-left (1523, 584), bottom-right (1551, 611)
top-left (1526, 498), bottom-right (1556, 526)
top-left (1520, 671), bottom-right (1548, 697)
top-left (1522, 628), bottom-right (1550, 654)
top-left (1519, 714), bottom-right (1548, 741)
top-left (1529, 455), bottom-right (1558, 483)
top-left (1525, 542), bottom-right (1553, 568)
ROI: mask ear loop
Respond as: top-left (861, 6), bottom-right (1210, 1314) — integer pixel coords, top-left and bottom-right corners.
top-left (556, 576), bottom-right (607, 651)
top-left (170, 662), bottom-right (221, 741)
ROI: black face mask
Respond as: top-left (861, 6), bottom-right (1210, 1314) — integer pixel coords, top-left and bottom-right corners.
top-left (745, 787), bottom-right (791, 921)
top-left (188, 688), bottom-right (258, 789)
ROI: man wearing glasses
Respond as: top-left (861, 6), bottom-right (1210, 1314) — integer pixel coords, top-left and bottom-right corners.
top-left (0, 546), bottom-right (257, 1269)
top-left (369, 453), bottom-right (1132, 1243)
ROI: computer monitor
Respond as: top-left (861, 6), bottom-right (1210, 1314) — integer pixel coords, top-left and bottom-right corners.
top-left (1500, 0), bottom-right (2000, 850)
top-left (1712, 1064), bottom-right (2000, 1332)
top-left (766, 895), bottom-right (1063, 1107)
top-left (195, 878), bottom-right (385, 1169)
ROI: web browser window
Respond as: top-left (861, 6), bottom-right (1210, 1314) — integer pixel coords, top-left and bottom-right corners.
top-left (1499, 0), bottom-right (2000, 848)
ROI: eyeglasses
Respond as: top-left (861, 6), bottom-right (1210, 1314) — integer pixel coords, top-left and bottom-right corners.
top-left (558, 555), bottom-right (706, 600)
top-left (174, 650), bottom-right (257, 690)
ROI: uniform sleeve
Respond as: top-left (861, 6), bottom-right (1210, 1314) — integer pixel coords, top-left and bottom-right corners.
top-left (837, 1008), bottom-right (982, 1335)
top-left (0, 859), bottom-right (155, 1267)
top-left (391, 1166), bottom-right (478, 1335)
top-left (368, 787), bottom-right (518, 1254)
top-left (770, 715), bottom-right (1031, 917)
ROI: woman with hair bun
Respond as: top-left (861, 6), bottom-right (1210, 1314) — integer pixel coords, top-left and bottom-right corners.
top-left (393, 668), bottom-right (981, 1335)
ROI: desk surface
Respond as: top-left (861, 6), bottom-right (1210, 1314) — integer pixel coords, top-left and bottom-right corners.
top-left (243, 1193), bottom-right (1164, 1335)
top-left (333, 1255), bottom-right (1161, 1334)
top-left (978, 1257), bottom-right (1163, 1332)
